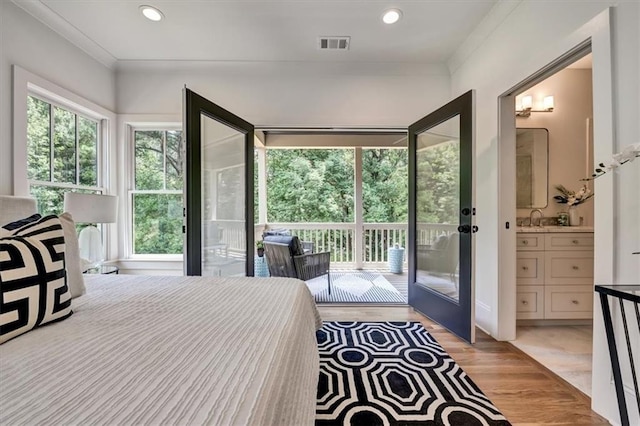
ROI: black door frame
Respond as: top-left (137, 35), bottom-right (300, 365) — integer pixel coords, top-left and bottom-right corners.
top-left (408, 90), bottom-right (475, 343)
top-left (183, 88), bottom-right (255, 276)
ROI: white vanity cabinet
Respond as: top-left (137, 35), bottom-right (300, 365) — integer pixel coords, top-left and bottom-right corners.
top-left (516, 230), bottom-right (594, 320)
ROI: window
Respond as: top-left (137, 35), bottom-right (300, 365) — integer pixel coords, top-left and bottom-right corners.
top-left (26, 95), bottom-right (102, 215)
top-left (131, 129), bottom-right (183, 255)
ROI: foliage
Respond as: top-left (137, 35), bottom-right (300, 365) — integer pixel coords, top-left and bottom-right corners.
top-left (362, 149), bottom-right (408, 222)
top-left (26, 96), bottom-right (99, 216)
top-left (554, 184), bottom-right (593, 206)
top-left (583, 142), bottom-right (640, 181)
top-left (416, 142), bottom-right (459, 224)
top-left (132, 130), bottom-right (183, 254)
top-left (266, 149), bottom-right (355, 222)
top-left (27, 97), bottom-right (461, 258)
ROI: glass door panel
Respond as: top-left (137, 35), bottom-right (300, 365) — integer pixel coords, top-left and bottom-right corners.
top-left (416, 116), bottom-right (460, 301)
top-left (201, 116), bottom-right (246, 276)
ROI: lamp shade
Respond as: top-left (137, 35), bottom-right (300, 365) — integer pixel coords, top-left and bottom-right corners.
top-left (63, 193), bottom-right (118, 224)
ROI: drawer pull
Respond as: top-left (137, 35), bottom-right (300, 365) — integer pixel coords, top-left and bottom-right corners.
top-left (521, 300), bottom-right (528, 305)
top-left (522, 266), bottom-right (529, 271)
top-left (572, 300), bottom-right (579, 305)
top-left (522, 240), bottom-right (529, 245)
top-left (572, 240), bottom-right (579, 244)
top-left (572, 265), bottom-right (579, 270)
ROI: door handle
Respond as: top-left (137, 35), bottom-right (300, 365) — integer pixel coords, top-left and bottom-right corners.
top-left (457, 224), bottom-right (471, 233)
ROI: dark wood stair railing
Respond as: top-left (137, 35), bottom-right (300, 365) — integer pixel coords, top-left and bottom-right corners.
top-left (594, 285), bottom-right (640, 426)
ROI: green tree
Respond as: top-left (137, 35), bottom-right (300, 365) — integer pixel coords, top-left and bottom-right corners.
top-left (363, 148), bottom-right (408, 223)
top-left (416, 142), bottom-right (459, 224)
top-left (266, 149), bottom-right (354, 223)
top-left (132, 130), bottom-right (183, 255)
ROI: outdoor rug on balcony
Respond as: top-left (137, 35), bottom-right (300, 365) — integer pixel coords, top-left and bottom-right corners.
top-left (306, 271), bottom-right (406, 304)
top-left (316, 321), bottom-right (512, 426)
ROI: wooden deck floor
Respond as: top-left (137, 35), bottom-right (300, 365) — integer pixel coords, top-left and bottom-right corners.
top-left (317, 305), bottom-right (610, 426)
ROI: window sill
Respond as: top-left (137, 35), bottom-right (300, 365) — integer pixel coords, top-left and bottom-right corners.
top-left (114, 258), bottom-right (183, 275)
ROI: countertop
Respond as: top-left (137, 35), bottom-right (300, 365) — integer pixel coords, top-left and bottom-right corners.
top-left (516, 226), bottom-right (594, 233)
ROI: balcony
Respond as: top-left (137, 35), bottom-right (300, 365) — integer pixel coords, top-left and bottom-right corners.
top-left (211, 220), bottom-right (457, 269)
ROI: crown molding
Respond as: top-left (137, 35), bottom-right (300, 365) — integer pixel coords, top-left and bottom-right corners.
top-left (11, 0), bottom-right (117, 69)
top-left (447, 0), bottom-right (522, 75)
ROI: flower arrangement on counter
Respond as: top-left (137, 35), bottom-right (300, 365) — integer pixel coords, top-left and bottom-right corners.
top-left (554, 184), bottom-right (594, 206)
top-left (583, 142), bottom-right (640, 181)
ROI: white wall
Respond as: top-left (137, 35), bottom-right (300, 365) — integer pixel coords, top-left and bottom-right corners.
top-left (451, 1), bottom-right (639, 424)
top-left (0, 1), bottom-right (116, 195)
top-left (116, 61), bottom-right (451, 126)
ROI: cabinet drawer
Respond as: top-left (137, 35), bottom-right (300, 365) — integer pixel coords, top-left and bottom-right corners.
top-left (516, 252), bottom-right (544, 285)
top-left (544, 285), bottom-right (593, 319)
top-left (516, 286), bottom-right (544, 319)
top-left (545, 251), bottom-right (594, 285)
top-left (516, 234), bottom-right (544, 251)
top-left (544, 233), bottom-right (594, 251)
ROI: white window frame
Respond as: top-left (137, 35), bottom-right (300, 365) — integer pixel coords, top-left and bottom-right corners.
top-left (13, 65), bottom-right (117, 257)
top-left (25, 93), bottom-right (104, 201)
top-left (123, 119), bottom-right (183, 261)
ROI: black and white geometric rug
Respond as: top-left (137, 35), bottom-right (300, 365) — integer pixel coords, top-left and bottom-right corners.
top-left (306, 272), bottom-right (406, 304)
top-left (316, 322), bottom-right (511, 426)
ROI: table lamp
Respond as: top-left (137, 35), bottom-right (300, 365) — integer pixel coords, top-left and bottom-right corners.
top-left (63, 193), bottom-right (118, 268)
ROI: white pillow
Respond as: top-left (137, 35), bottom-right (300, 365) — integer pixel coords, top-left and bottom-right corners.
top-left (59, 213), bottom-right (86, 298)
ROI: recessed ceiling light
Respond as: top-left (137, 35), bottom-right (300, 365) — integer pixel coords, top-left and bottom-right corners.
top-left (140, 5), bottom-right (164, 22)
top-left (382, 8), bottom-right (402, 25)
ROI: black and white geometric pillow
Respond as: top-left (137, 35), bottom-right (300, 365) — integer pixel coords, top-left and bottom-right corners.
top-left (0, 215), bottom-right (73, 344)
top-left (1, 213), bottom-right (42, 231)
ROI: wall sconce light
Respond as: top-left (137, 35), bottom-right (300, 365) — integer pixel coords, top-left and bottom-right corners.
top-left (516, 95), bottom-right (554, 117)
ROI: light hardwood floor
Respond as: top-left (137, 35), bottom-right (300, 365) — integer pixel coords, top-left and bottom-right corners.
top-left (318, 305), bottom-right (610, 426)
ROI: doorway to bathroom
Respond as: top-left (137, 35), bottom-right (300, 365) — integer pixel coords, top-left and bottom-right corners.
top-left (498, 43), bottom-right (598, 396)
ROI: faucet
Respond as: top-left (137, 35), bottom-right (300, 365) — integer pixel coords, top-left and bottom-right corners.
top-left (529, 209), bottom-right (544, 227)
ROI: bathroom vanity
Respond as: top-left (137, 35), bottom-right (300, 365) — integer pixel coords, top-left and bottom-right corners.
top-left (516, 227), bottom-right (594, 320)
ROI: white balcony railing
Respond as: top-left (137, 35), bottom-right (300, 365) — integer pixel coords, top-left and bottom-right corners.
top-left (213, 221), bottom-right (457, 266)
top-left (264, 222), bottom-right (457, 266)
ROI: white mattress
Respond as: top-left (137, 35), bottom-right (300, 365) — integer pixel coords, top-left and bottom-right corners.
top-left (0, 275), bottom-right (322, 425)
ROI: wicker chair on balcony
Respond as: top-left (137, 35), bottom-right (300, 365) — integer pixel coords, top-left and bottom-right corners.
top-left (417, 232), bottom-right (459, 278)
top-left (263, 234), bottom-right (331, 294)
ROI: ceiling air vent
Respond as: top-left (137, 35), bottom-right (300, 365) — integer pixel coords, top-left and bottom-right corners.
top-left (318, 36), bottom-right (350, 50)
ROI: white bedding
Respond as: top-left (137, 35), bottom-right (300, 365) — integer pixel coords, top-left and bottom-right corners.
top-left (0, 275), bottom-right (321, 425)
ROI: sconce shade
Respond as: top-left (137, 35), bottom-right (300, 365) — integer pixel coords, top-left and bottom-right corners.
top-left (63, 193), bottom-right (118, 224)
top-left (543, 95), bottom-right (554, 110)
top-left (521, 95), bottom-right (533, 109)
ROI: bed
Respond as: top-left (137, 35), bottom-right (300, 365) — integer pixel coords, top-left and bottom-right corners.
top-left (0, 196), bottom-right (321, 425)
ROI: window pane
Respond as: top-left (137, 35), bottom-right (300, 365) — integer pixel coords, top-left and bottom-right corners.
top-left (29, 184), bottom-right (66, 216)
top-left (165, 130), bottom-right (183, 190)
top-left (266, 149), bottom-right (354, 222)
top-left (53, 106), bottom-right (77, 184)
top-left (133, 193), bottom-right (183, 254)
top-left (27, 96), bottom-right (51, 181)
top-left (363, 148), bottom-right (408, 223)
top-left (135, 131), bottom-right (164, 190)
top-left (78, 117), bottom-right (98, 186)
top-left (29, 185), bottom-right (100, 217)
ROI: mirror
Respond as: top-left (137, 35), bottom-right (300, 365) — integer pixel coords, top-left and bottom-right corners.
top-left (516, 128), bottom-right (548, 208)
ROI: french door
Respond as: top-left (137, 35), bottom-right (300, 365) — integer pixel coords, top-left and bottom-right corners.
top-left (183, 88), bottom-right (254, 276)
top-left (408, 90), bottom-right (476, 343)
